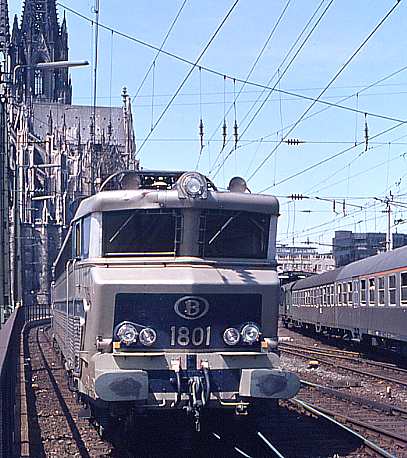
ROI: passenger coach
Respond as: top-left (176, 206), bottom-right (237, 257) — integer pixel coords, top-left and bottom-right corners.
top-left (281, 245), bottom-right (407, 354)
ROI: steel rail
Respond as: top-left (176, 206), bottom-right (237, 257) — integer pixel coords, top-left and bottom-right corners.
top-left (280, 341), bottom-right (360, 357)
top-left (281, 347), bottom-right (407, 387)
top-left (300, 379), bottom-right (407, 418)
top-left (211, 431), bottom-right (253, 457)
top-left (279, 342), bottom-right (361, 358)
top-left (257, 431), bottom-right (285, 458)
top-left (291, 399), bottom-right (397, 458)
top-left (280, 342), bottom-right (407, 374)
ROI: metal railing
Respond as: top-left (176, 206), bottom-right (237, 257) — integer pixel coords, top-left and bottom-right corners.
top-left (0, 304), bottom-right (51, 457)
top-left (0, 308), bottom-right (23, 457)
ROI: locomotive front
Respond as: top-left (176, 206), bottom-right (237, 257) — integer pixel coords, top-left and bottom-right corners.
top-left (53, 171), bottom-right (299, 429)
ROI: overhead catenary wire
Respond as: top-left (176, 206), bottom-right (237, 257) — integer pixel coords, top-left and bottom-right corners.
top-left (246, 0), bottom-right (402, 184)
top-left (210, 0), bottom-right (334, 176)
top-left (277, 177), bottom-right (407, 243)
top-left (57, 2), bottom-right (406, 139)
top-left (131, 0), bottom-right (189, 103)
top-left (260, 120), bottom-right (407, 193)
top-left (206, 0), bottom-right (293, 149)
top-left (219, 63), bottom-right (407, 162)
top-left (58, 0), bottom-right (407, 225)
top-left (136, 0), bottom-right (241, 157)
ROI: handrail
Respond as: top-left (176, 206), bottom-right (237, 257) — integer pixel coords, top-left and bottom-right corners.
top-left (0, 307), bottom-right (23, 458)
top-left (0, 305), bottom-right (51, 458)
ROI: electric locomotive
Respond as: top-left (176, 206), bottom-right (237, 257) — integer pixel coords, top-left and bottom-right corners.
top-left (51, 170), bottom-right (299, 430)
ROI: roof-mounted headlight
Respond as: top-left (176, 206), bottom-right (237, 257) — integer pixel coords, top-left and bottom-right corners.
top-left (177, 172), bottom-right (208, 199)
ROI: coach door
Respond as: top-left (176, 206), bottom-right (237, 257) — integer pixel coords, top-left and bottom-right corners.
top-left (352, 278), bottom-right (361, 339)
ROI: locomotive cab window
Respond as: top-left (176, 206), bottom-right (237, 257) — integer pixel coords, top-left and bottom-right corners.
top-left (73, 221), bottom-right (81, 258)
top-left (54, 230), bottom-right (73, 278)
top-left (103, 209), bottom-right (181, 256)
top-left (200, 210), bottom-right (270, 259)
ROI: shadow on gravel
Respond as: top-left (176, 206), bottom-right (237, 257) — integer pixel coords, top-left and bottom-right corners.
top-left (24, 331), bottom-right (46, 458)
top-left (25, 329), bottom-right (91, 458)
top-left (104, 405), bottom-right (363, 458)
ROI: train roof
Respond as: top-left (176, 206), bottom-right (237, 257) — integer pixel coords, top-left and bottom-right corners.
top-left (337, 244), bottom-right (407, 279)
top-left (291, 245), bottom-right (407, 290)
top-left (292, 268), bottom-right (341, 290)
top-left (73, 178), bottom-right (279, 222)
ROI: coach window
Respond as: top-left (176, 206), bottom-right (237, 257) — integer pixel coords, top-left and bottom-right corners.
top-left (347, 282), bottom-right (352, 305)
top-left (353, 280), bottom-right (359, 305)
top-left (388, 275), bottom-right (396, 306)
top-left (369, 278), bottom-right (375, 305)
top-left (337, 283), bottom-right (342, 306)
top-left (360, 279), bottom-right (366, 305)
top-left (401, 272), bottom-right (407, 306)
top-left (378, 277), bottom-right (385, 306)
top-left (343, 283), bottom-right (348, 305)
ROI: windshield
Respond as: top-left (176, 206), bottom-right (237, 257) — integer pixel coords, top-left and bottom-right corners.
top-left (103, 209), bottom-right (180, 256)
top-left (200, 210), bottom-right (270, 259)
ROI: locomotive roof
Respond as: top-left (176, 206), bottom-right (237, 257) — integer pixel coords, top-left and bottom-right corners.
top-left (73, 189), bottom-right (279, 221)
top-left (291, 244), bottom-right (407, 290)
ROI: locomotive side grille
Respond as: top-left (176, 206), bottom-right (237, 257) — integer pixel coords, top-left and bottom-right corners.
top-left (114, 293), bottom-right (262, 351)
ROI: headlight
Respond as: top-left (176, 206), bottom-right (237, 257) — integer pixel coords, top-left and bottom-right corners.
top-left (241, 323), bottom-right (260, 344)
top-left (116, 322), bottom-right (138, 345)
top-left (177, 172), bottom-right (207, 199)
top-left (185, 176), bottom-right (203, 196)
top-left (139, 327), bottom-right (157, 346)
top-left (223, 327), bottom-right (240, 346)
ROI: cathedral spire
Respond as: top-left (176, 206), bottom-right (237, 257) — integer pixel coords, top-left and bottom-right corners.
top-left (0, 0), bottom-right (10, 57)
top-left (13, 0), bottom-right (71, 104)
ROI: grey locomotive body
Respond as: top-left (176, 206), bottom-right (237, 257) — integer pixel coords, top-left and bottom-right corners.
top-left (51, 171), bottom-right (299, 427)
top-left (281, 246), bottom-right (407, 354)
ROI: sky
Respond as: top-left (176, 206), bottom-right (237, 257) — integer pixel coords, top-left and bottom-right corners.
top-left (10, 1), bottom-right (407, 251)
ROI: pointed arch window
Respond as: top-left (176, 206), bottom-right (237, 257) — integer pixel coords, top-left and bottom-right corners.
top-left (34, 69), bottom-right (43, 96)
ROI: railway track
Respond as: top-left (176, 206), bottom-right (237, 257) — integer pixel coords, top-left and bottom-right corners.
top-left (22, 323), bottom-right (398, 457)
top-left (297, 380), bottom-right (407, 455)
top-left (280, 343), bottom-right (407, 389)
top-left (290, 399), bottom-right (400, 458)
top-left (20, 324), bottom-right (283, 457)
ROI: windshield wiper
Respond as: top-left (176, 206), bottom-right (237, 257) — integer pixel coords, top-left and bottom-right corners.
top-left (208, 214), bottom-right (239, 245)
top-left (109, 213), bottom-right (136, 243)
